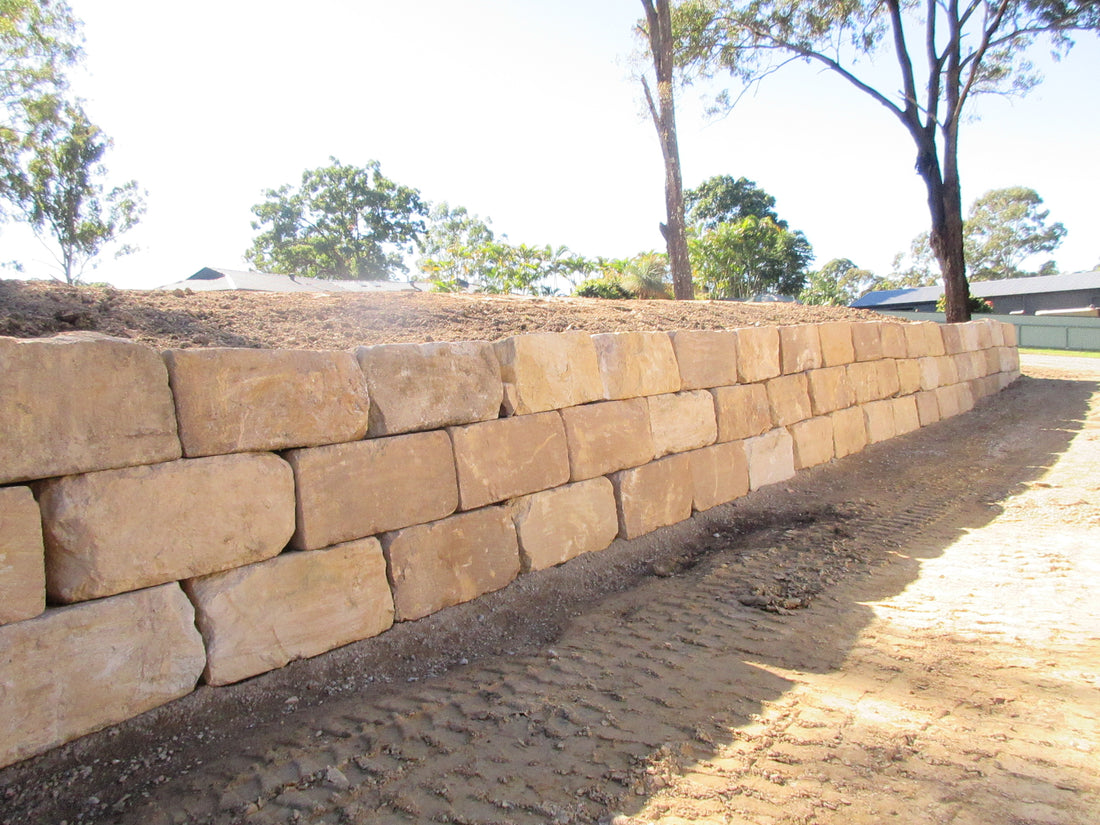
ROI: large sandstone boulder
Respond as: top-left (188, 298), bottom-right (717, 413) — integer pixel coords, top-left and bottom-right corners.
top-left (711, 384), bottom-right (772, 442)
top-left (286, 431), bottom-right (458, 551)
top-left (789, 416), bottom-right (835, 470)
top-left (39, 454), bottom-right (295, 603)
top-left (817, 322), bottom-right (856, 366)
top-left (560, 398), bottom-right (655, 480)
top-left (383, 508), bottom-right (520, 622)
top-left (356, 341), bottom-right (502, 436)
top-left (647, 391), bottom-right (718, 458)
top-left (612, 454), bottom-right (694, 539)
top-left (765, 374), bottom-right (812, 427)
top-left (0, 583), bottom-right (205, 769)
top-left (831, 406), bottom-right (869, 458)
top-left (745, 429), bottom-right (796, 490)
top-left (689, 441), bottom-right (750, 512)
top-left (185, 539), bottom-right (394, 686)
top-left (778, 324), bottom-right (823, 374)
top-left (591, 331), bottom-right (681, 400)
top-left (450, 412), bottom-right (570, 510)
top-left (669, 330), bottom-right (739, 390)
top-left (0, 333), bottom-right (180, 484)
top-left (495, 332), bottom-right (603, 415)
top-left (806, 366), bottom-right (855, 416)
top-left (510, 479), bottom-right (619, 572)
top-left (0, 487), bottom-right (45, 626)
top-left (164, 348), bottom-right (369, 457)
top-left (734, 327), bottom-right (781, 383)
top-left (850, 323), bottom-right (884, 362)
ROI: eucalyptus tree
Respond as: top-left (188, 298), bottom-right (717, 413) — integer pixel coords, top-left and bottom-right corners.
top-left (671, 0), bottom-right (1100, 321)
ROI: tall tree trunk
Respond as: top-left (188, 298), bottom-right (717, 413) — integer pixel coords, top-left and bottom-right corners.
top-left (912, 132), bottom-right (970, 324)
top-left (641, 0), bottom-right (693, 301)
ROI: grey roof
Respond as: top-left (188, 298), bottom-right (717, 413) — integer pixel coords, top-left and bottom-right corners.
top-left (156, 267), bottom-right (427, 293)
top-left (852, 270), bottom-right (1100, 308)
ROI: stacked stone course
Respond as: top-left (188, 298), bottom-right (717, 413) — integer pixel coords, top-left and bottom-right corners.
top-left (0, 318), bottom-right (1021, 768)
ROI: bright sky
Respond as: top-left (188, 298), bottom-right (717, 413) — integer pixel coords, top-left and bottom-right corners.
top-left (3, 0), bottom-right (1098, 289)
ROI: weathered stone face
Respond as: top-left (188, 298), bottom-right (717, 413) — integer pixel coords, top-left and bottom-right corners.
top-left (0, 583), bottom-right (205, 769)
top-left (806, 367), bottom-right (856, 416)
top-left (997, 347), bottom-right (1020, 373)
top-left (356, 341), bottom-right (502, 436)
top-left (612, 454), bottom-right (694, 539)
top-left (734, 327), bottom-right (781, 383)
top-left (918, 356), bottom-right (943, 391)
top-left (669, 330), bottom-right (739, 390)
top-left (895, 359), bottom-right (923, 396)
top-left (560, 398), bottom-right (655, 481)
top-left (495, 332), bottom-right (603, 415)
top-left (745, 429), bottom-right (796, 490)
top-left (778, 325), bottom-right (823, 374)
top-left (0, 333), bottom-right (180, 485)
top-left (451, 412), bottom-right (570, 510)
top-left (765, 374), bottom-right (812, 427)
top-left (789, 416), bottom-right (835, 470)
top-left (831, 406), bottom-right (869, 458)
top-left (892, 396), bottom-right (921, 435)
top-left (510, 479), bottom-right (618, 572)
top-left (286, 431), bottom-right (458, 552)
top-left (0, 487), bottom-right (45, 626)
top-left (850, 323), bottom-right (884, 362)
top-left (878, 323), bottom-right (908, 358)
top-left (915, 390), bottom-right (942, 426)
top-left (383, 508), bottom-right (520, 622)
top-left (817, 322), bottom-right (856, 367)
top-left (875, 360), bottom-right (901, 398)
top-left (591, 331), bottom-right (681, 400)
top-left (712, 384), bottom-right (772, 442)
top-left (164, 348), bottom-right (369, 457)
top-left (185, 539), bottom-right (394, 686)
top-left (39, 454), bottom-right (295, 604)
top-left (689, 441), bottom-right (750, 512)
top-left (863, 400), bottom-right (897, 443)
top-left (847, 361), bottom-right (885, 404)
top-left (648, 391), bottom-right (718, 458)
top-left (940, 324), bottom-right (966, 355)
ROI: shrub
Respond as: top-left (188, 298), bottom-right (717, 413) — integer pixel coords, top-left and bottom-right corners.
top-left (936, 294), bottom-right (993, 314)
top-left (574, 277), bottom-right (632, 299)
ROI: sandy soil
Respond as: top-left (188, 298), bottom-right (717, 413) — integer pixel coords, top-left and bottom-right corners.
top-left (1, 340), bottom-right (1096, 825)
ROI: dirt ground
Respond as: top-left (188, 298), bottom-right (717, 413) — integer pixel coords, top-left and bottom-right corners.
top-left (1, 285), bottom-right (1097, 825)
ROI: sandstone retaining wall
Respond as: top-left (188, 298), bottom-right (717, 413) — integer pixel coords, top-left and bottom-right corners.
top-left (0, 318), bottom-right (1020, 768)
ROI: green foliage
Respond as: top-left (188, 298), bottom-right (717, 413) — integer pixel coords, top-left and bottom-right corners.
top-left (247, 158), bottom-right (427, 280)
top-left (574, 277), bottom-right (632, 299)
top-left (685, 175), bottom-right (784, 231)
top-left (937, 295), bottom-right (993, 314)
top-left (618, 252), bottom-right (672, 299)
top-left (689, 215), bottom-right (812, 300)
top-left (2, 97), bottom-right (144, 283)
top-left (799, 258), bottom-right (873, 306)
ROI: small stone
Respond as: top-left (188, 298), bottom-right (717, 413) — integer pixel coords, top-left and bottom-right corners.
top-left (323, 766), bottom-right (350, 790)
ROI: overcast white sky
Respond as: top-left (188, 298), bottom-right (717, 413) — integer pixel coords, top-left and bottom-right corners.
top-left (3, 0), bottom-right (1098, 288)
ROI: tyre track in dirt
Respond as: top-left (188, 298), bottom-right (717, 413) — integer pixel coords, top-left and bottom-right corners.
top-left (3, 359), bottom-right (1097, 825)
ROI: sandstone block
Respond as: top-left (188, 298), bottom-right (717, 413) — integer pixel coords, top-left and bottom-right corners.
top-left (689, 441), bottom-right (750, 511)
top-left (918, 356), bottom-right (943, 390)
top-left (998, 347), bottom-right (1020, 373)
top-left (0, 583), bottom-right (204, 769)
top-left (863, 400), bottom-right (897, 443)
top-left (789, 416), bottom-right (835, 470)
top-left (451, 412), bottom-right (569, 510)
top-left (941, 324), bottom-right (966, 354)
top-left (560, 398), bottom-right (654, 481)
top-left (712, 384), bottom-right (772, 442)
top-left (892, 396), bottom-right (921, 435)
top-left (972, 321), bottom-right (994, 350)
top-left (896, 359), bottom-right (923, 396)
top-left (986, 321), bottom-right (1006, 348)
top-left (817, 322), bottom-right (855, 367)
top-left (903, 322), bottom-right (929, 358)
top-left (959, 322), bottom-right (984, 351)
top-left (669, 330), bottom-right (739, 390)
top-left (0, 487), bottom-right (45, 626)
top-left (356, 341), bottom-right (502, 436)
top-left (848, 361), bottom-right (884, 404)
top-left (851, 323), bottom-right (884, 362)
top-left (745, 429), bottom-right (796, 491)
top-left (592, 331), bottom-right (681, 400)
top-left (0, 334), bottom-right (180, 485)
top-left (806, 367), bottom-right (855, 415)
top-left (765, 374), bottom-right (812, 426)
top-left (936, 384), bottom-right (975, 418)
top-left (972, 376), bottom-right (998, 399)
top-left (876, 360), bottom-right (901, 398)
top-left (1001, 322), bottom-right (1018, 347)
top-left (164, 348), bottom-right (369, 457)
top-left (495, 332), bottom-right (603, 415)
top-left (286, 431), bottom-right (457, 552)
top-left (915, 390), bottom-right (941, 426)
top-left (937, 354), bottom-right (960, 385)
top-left (778, 325), bottom-right (823, 374)
top-left (735, 327), bottom-right (781, 383)
top-left (983, 348), bottom-right (1001, 377)
top-left (878, 323), bottom-right (908, 358)
top-left (612, 454), bottom-right (694, 539)
top-left (831, 406), bottom-right (869, 459)
top-left (185, 538), bottom-right (394, 686)
top-left (924, 323), bottom-right (948, 356)
top-left (648, 391), bottom-right (718, 458)
top-left (39, 454), bottom-right (295, 604)
top-left (954, 352), bottom-right (980, 382)
top-left (511, 478), bottom-right (618, 571)
top-left (383, 508), bottom-right (520, 622)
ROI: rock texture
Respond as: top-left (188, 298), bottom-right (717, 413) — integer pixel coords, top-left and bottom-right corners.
top-left (495, 332), bottom-right (603, 415)
top-left (0, 487), bottom-right (45, 625)
top-left (591, 331), bottom-right (680, 400)
top-left (185, 539), bottom-right (394, 686)
top-left (0, 333), bottom-right (180, 484)
top-left (712, 384), bottom-right (773, 442)
top-left (669, 330), bottom-right (739, 390)
top-left (164, 348), bottom-right (369, 456)
top-left (735, 327), bottom-right (781, 383)
top-left (745, 429), bottom-right (796, 490)
top-left (612, 454), bottom-right (694, 539)
top-left (647, 391), bottom-right (718, 458)
top-left (0, 583), bottom-right (205, 769)
top-left (356, 341), bottom-right (502, 436)
top-left (689, 441), bottom-right (750, 512)
top-left (511, 479), bottom-right (619, 572)
top-left (560, 398), bottom-right (655, 481)
top-left (39, 454), bottom-right (295, 603)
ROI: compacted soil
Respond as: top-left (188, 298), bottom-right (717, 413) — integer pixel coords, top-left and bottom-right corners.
top-left (1, 281), bottom-right (1097, 825)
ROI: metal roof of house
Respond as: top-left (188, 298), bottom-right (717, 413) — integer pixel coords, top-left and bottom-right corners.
top-left (852, 270), bottom-right (1100, 308)
top-left (156, 267), bottom-right (427, 293)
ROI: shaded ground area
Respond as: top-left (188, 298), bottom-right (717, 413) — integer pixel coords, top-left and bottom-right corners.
top-left (0, 280), bottom-right (881, 350)
top-left (2, 358), bottom-right (1096, 825)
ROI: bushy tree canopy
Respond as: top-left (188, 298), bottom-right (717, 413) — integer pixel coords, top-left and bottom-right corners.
top-left (685, 175), bottom-right (783, 231)
top-left (800, 258), bottom-right (874, 306)
top-left (690, 215), bottom-right (812, 299)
